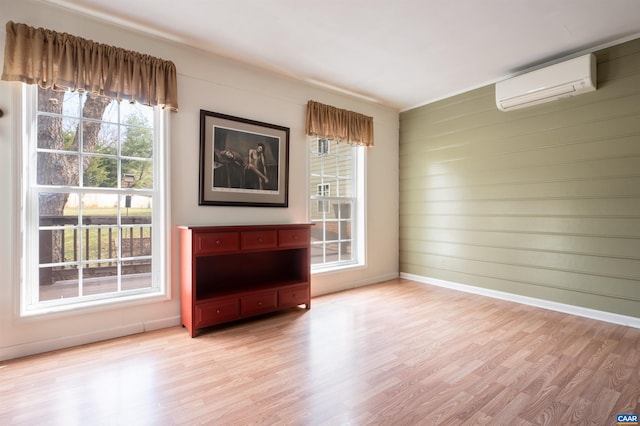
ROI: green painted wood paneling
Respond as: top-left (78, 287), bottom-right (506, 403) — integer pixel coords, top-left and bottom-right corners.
top-left (399, 38), bottom-right (640, 318)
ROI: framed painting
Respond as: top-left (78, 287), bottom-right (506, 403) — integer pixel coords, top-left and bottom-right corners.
top-left (199, 110), bottom-right (289, 207)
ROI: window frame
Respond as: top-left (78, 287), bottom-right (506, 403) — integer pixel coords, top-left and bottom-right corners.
top-left (309, 137), bottom-right (365, 273)
top-left (18, 84), bottom-right (170, 317)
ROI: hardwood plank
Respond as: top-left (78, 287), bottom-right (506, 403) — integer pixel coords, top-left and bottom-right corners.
top-left (1, 278), bottom-right (639, 425)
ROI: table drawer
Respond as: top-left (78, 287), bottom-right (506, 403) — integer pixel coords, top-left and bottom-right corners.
top-left (278, 228), bottom-right (310, 248)
top-left (279, 284), bottom-right (309, 309)
top-left (194, 232), bottom-right (239, 254)
top-left (195, 298), bottom-right (240, 327)
top-left (241, 230), bottom-right (277, 250)
top-left (241, 290), bottom-right (277, 316)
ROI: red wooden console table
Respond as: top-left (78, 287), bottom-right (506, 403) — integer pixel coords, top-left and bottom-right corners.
top-left (179, 224), bottom-right (312, 337)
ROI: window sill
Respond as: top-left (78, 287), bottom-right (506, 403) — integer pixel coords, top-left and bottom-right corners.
top-left (19, 290), bottom-right (169, 321)
top-left (311, 261), bottom-right (365, 275)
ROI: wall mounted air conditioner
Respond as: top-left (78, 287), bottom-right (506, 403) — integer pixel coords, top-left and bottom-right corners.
top-left (495, 53), bottom-right (596, 111)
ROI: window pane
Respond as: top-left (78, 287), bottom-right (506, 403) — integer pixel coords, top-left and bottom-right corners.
top-left (122, 259), bottom-right (153, 290)
top-left (39, 192), bottom-right (74, 218)
top-left (119, 226), bottom-right (152, 258)
top-left (83, 94), bottom-right (114, 120)
top-left (335, 142), bottom-right (353, 156)
top-left (121, 194), bottom-right (152, 216)
top-left (311, 158), bottom-right (322, 176)
top-left (82, 228), bottom-right (111, 262)
top-left (83, 156), bottom-right (118, 188)
top-left (82, 267), bottom-right (118, 296)
top-left (79, 195), bottom-right (119, 277)
top-left (122, 159), bottom-right (153, 189)
top-left (84, 122), bottom-right (118, 155)
top-left (339, 178), bottom-right (353, 197)
top-left (81, 193), bottom-right (119, 218)
top-left (40, 227), bottom-right (79, 264)
top-left (121, 124), bottom-right (153, 159)
top-left (98, 99), bottom-right (119, 123)
top-left (85, 226), bottom-right (119, 265)
top-left (61, 91), bottom-right (83, 118)
top-left (337, 154), bottom-right (353, 178)
top-left (323, 176), bottom-right (338, 193)
top-left (37, 153), bottom-right (79, 186)
top-left (37, 87), bottom-right (79, 116)
top-left (35, 89), bottom-right (84, 118)
top-left (39, 265), bottom-right (79, 301)
top-left (122, 102), bottom-right (154, 129)
top-left (37, 115), bottom-right (79, 151)
top-left (324, 241), bottom-right (340, 263)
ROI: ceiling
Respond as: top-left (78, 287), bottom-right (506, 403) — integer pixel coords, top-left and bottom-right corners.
top-left (39, 0), bottom-right (640, 111)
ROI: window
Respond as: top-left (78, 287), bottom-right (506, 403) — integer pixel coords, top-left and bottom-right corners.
top-left (309, 138), bottom-right (363, 270)
top-left (20, 85), bottom-right (169, 315)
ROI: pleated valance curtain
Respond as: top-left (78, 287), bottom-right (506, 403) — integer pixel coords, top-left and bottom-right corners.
top-left (1, 21), bottom-right (178, 111)
top-left (305, 100), bottom-right (373, 147)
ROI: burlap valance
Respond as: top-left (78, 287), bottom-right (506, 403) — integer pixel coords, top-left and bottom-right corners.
top-left (2, 21), bottom-right (178, 111)
top-left (305, 100), bottom-right (373, 147)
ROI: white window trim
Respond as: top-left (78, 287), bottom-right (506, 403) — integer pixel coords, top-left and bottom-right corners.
top-left (17, 84), bottom-right (170, 318)
top-left (309, 138), bottom-right (365, 273)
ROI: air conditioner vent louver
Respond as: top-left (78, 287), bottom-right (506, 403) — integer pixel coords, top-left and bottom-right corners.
top-left (496, 53), bottom-right (596, 111)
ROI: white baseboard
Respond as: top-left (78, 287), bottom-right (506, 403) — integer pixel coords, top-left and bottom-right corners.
top-left (354, 272), bottom-right (400, 288)
top-left (401, 272), bottom-right (640, 329)
top-left (312, 271), bottom-right (400, 297)
top-left (143, 316), bottom-right (181, 332)
top-left (0, 316), bottom-right (181, 361)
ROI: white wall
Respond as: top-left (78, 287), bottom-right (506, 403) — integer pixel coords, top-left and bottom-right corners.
top-left (0, 0), bottom-right (399, 360)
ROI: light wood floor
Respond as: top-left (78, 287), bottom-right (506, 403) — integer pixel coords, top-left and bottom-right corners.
top-left (1, 278), bottom-right (639, 425)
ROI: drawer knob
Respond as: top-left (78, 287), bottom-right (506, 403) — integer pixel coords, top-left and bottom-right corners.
top-left (216, 240), bottom-right (221, 245)
top-left (216, 309), bottom-right (221, 314)
top-left (258, 301), bottom-right (262, 305)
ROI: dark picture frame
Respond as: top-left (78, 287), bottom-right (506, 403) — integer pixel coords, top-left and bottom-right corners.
top-left (199, 110), bottom-right (289, 207)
